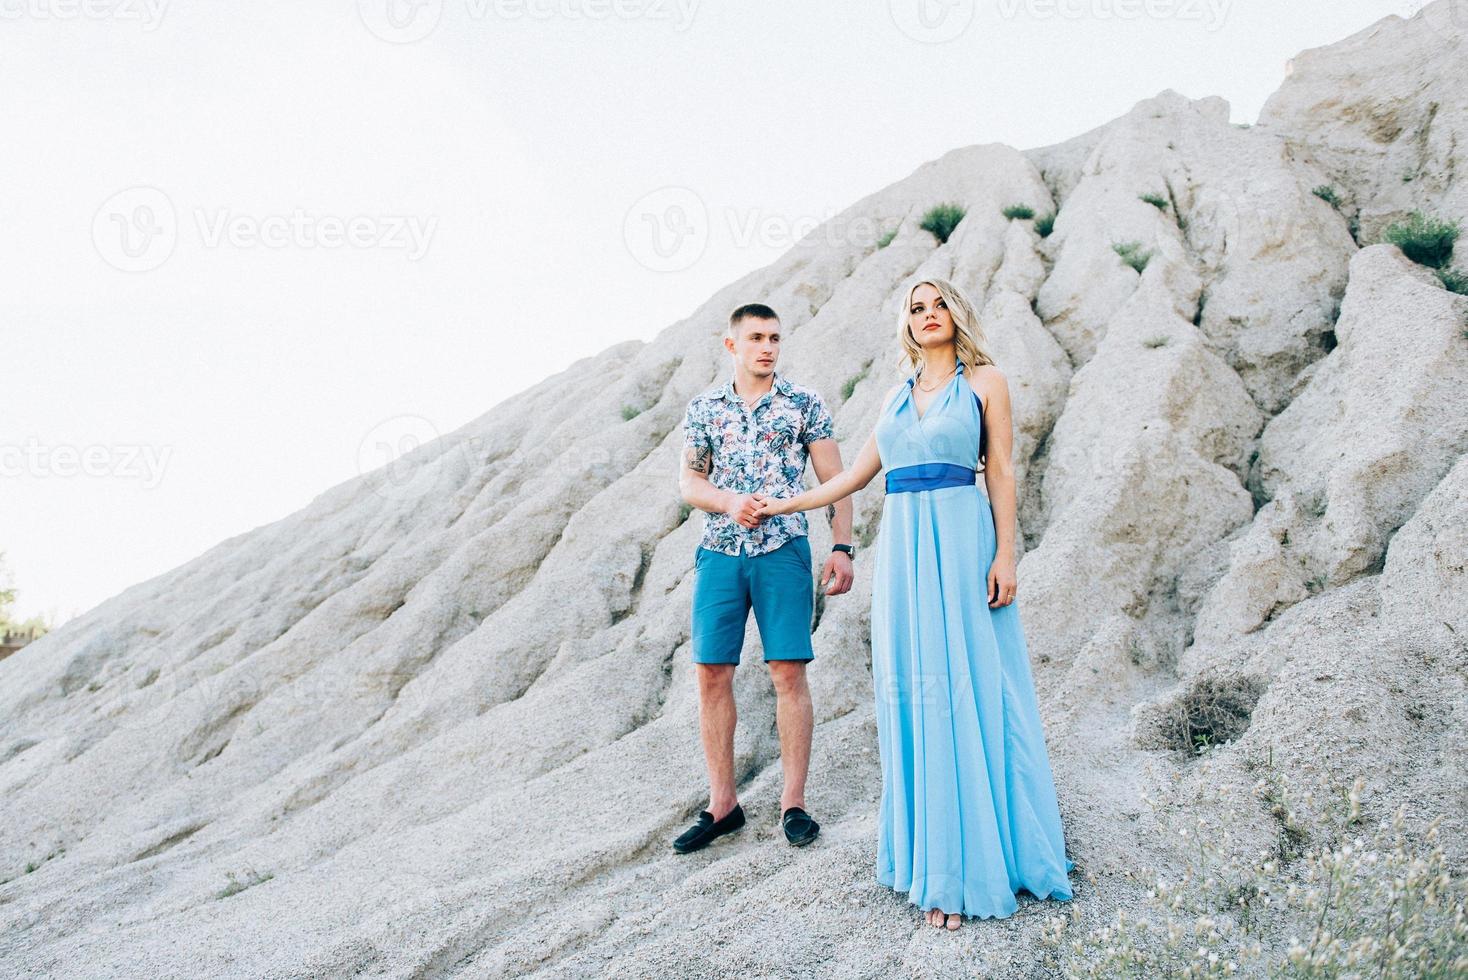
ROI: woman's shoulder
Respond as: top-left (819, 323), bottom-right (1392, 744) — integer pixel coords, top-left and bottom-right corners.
top-left (964, 362), bottom-right (1007, 401)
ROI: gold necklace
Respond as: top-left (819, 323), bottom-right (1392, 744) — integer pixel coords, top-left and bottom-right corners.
top-left (915, 364), bottom-right (956, 392)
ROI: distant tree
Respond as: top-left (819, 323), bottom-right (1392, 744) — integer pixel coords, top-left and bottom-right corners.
top-left (0, 551), bottom-right (17, 627)
top-left (0, 551), bottom-right (51, 640)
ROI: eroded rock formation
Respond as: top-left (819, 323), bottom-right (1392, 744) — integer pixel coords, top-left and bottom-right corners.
top-left (2, 5), bottom-right (1464, 977)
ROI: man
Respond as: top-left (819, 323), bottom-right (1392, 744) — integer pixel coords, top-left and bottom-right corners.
top-left (673, 302), bottom-right (855, 854)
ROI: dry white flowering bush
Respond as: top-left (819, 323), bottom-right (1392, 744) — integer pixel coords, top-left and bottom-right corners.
top-left (1040, 750), bottom-right (1468, 978)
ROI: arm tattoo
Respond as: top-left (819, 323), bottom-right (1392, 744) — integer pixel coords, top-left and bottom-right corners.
top-left (826, 503), bottom-right (836, 526)
top-left (685, 443), bottom-right (712, 475)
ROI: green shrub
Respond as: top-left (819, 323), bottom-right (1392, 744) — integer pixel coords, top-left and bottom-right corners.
top-left (1002, 203), bottom-right (1036, 220)
top-left (1437, 268), bottom-right (1468, 295)
top-left (620, 404), bottom-right (642, 421)
top-left (1382, 211), bottom-right (1460, 268)
top-left (842, 360), bottom-right (872, 400)
top-left (1035, 211), bottom-right (1056, 237)
top-left (876, 228), bottom-right (896, 249)
top-left (1114, 240), bottom-right (1154, 274)
top-left (1312, 185), bottom-right (1342, 210)
top-left (920, 203), bottom-right (966, 244)
top-left (677, 502), bottom-right (693, 524)
top-left (1140, 192), bottom-right (1170, 211)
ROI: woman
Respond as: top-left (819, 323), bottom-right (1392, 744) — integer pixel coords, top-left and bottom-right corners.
top-left (754, 278), bottom-right (1075, 930)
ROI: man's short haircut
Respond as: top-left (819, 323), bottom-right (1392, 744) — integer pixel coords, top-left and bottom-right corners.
top-left (728, 303), bottom-right (780, 338)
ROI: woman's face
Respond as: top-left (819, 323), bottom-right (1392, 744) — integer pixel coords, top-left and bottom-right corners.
top-left (907, 283), bottom-right (953, 347)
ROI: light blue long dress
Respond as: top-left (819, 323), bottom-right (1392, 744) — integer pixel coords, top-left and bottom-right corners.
top-left (871, 358), bottom-right (1075, 920)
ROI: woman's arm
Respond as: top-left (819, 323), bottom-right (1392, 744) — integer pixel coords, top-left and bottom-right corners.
top-left (757, 431), bottom-right (883, 516)
top-left (971, 366), bottom-right (1021, 608)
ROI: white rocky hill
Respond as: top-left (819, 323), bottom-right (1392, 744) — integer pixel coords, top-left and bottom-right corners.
top-left (2, 5), bottom-right (1465, 977)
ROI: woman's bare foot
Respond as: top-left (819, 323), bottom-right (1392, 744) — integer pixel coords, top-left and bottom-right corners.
top-left (923, 907), bottom-right (963, 930)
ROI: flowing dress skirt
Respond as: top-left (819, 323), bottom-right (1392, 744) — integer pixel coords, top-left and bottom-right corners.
top-left (871, 484), bottom-right (1075, 919)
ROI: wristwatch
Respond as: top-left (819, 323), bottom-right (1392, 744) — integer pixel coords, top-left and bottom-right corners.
top-left (831, 544), bottom-right (855, 558)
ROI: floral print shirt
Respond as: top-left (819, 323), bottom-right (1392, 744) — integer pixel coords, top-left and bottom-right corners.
top-left (682, 371), bottom-right (836, 557)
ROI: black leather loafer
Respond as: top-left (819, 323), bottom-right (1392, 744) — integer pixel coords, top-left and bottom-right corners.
top-left (673, 804), bottom-right (746, 853)
top-left (782, 806), bottom-right (820, 846)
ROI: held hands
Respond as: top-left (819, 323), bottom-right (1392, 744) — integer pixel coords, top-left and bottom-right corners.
top-left (724, 491), bottom-right (795, 524)
top-left (751, 493), bottom-right (796, 519)
top-left (727, 491), bottom-right (850, 596)
top-left (724, 492), bottom-right (766, 529)
top-left (726, 491), bottom-right (795, 527)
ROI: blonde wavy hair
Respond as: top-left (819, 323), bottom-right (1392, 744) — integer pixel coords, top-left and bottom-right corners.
top-left (894, 278), bottom-right (996, 379)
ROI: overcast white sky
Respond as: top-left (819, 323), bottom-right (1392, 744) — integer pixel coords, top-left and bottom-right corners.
top-left (0, 0), bottom-right (1431, 625)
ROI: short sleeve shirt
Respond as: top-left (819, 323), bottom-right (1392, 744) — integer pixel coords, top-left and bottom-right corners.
top-left (682, 371), bottom-right (835, 557)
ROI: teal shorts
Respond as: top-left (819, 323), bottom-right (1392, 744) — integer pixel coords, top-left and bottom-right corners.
top-left (691, 535), bottom-right (815, 665)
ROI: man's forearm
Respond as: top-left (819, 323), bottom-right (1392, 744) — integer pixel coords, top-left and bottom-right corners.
top-left (826, 498), bottom-right (853, 547)
top-left (681, 477), bottom-right (730, 514)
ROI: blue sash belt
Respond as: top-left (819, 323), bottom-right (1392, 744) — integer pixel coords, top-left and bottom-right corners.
top-left (885, 462), bottom-right (977, 494)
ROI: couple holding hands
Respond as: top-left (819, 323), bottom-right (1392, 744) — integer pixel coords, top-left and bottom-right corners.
top-left (675, 279), bottom-right (1074, 929)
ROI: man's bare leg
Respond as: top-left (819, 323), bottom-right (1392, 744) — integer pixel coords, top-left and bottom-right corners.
top-left (696, 662), bottom-right (739, 820)
top-left (767, 659), bottom-right (812, 812)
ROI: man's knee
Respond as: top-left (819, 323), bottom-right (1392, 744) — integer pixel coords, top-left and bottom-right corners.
top-left (695, 662), bottom-right (736, 698)
top-left (767, 660), bottom-right (809, 698)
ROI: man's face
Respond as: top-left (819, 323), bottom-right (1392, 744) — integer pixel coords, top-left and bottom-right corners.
top-left (726, 316), bottom-right (780, 377)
